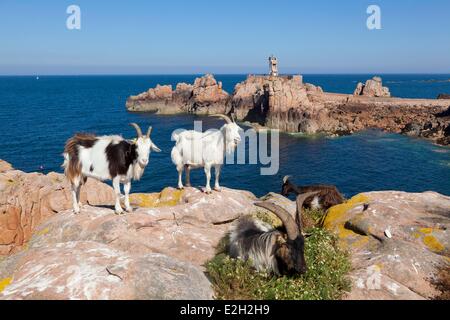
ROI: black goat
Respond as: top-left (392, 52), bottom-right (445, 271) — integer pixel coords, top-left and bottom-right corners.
top-left (229, 192), bottom-right (318, 276)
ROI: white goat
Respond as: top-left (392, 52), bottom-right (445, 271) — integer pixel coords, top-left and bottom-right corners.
top-left (171, 114), bottom-right (242, 193)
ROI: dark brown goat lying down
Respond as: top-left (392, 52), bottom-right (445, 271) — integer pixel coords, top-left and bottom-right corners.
top-left (281, 176), bottom-right (344, 210)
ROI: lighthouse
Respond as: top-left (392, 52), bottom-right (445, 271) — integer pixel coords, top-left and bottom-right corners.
top-left (269, 55), bottom-right (278, 77)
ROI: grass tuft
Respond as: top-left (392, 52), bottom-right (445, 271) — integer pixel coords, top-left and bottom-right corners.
top-left (206, 226), bottom-right (351, 300)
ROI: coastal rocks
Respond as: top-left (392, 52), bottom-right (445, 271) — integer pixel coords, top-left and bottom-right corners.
top-left (0, 159), bottom-right (261, 299)
top-left (0, 241), bottom-right (213, 300)
top-left (24, 187), bottom-right (257, 268)
top-left (0, 181), bottom-right (260, 299)
top-left (354, 77), bottom-right (391, 97)
top-left (231, 75), bottom-right (319, 131)
top-left (126, 73), bottom-right (450, 145)
top-left (0, 160), bottom-right (115, 256)
top-left (190, 74), bottom-right (229, 113)
top-left (400, 106), bottom-right (450, 144)
top-left (126, 74), bottom-right (230, 115)
top-left (437, 94), bottom-right (450, 99)
top-left (322, 191), bottom-right (450, 300)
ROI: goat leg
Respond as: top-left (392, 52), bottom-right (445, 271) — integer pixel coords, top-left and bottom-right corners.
top-left (204, 165), bottom-right (212, 194)
top-left (184, 164), bottom-right (191, 187)
top-left (112, 177), bottom-right (124, 214)
top-left (124, 181), bottom-right (132, 213)
top-left (177, 165), bottom-right (184, 190)
top-left (214, 165), bottom-right (222, 192)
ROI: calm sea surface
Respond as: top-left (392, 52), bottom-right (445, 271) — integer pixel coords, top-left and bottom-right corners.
top-left (0, 74), bottom-right (449, 197)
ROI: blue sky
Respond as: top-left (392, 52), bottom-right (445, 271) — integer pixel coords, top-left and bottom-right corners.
top-left (0, 0), bottom-right (449, 74)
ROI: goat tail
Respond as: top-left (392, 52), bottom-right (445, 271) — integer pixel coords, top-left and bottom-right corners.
top-left (62, 151), bottom-right (81, 184)
top-left (62, 152), bottom-right (70, 171)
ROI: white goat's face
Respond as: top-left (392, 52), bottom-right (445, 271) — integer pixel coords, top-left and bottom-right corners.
top-left (224, 122), bottom-right (242, 149)
top-left (135, 137), bottom-right (161, 167)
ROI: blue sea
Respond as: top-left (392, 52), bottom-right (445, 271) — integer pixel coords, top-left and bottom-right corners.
top-left (0, 74), bottom-right (449, 197)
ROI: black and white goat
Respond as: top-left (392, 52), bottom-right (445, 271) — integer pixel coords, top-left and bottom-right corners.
top-left (229, 192), bottom-right (318, 275)
top-left (171, 114), bottom-right (242, 193)
top-left (281, 176), bottom-right (344, 210)
top-left (62, 123), bottom-right (161, 214)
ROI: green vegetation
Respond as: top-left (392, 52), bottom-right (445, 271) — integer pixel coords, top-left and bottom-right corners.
top-left (206, 208), bottom-right (352, 300)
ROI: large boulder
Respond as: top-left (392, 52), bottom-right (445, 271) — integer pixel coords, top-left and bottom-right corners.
top-left (353, 77), bottom-right (391, 97)
top-left (0, 160), bottom-right (115, 256)
top-left (25, 187), bottom-right (257, 267)
top-left (231, 75), bottom-right (319, 131)
top-left (0, 183), bottom-right (259, 300)
top-left (323, 191), bottom-right (450, 300)
top-left (126, 74), bottom-right (230, 114)
top-left (0, 241), bottom-right (212, 300)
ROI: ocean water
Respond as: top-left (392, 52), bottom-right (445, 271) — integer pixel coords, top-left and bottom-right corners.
top-left (0, 74), bottom-right (449, 198)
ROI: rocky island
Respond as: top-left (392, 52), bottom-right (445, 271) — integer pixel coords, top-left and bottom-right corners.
top-left (126, 58), bottom-right (450, 146)
top-left (1, 159), bottom-right (449, 300)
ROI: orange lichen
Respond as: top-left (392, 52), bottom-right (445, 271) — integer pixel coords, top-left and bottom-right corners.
top-left (321, 194), bottom-right (371, 249)
top-left (350, 236), bottom-right (370, 249)
top-left (323, 193), bottom-right (370, 230)
top-left (419, 228), bottom-right (433, 234)
top-left (423, 235), bottom-right (445, 253)
top-left (0, 277), bottom-right (12, 293)
top-left (37, 227), bottom-right (50, 236)
top-left (129, 188), bottom-right (184, 208)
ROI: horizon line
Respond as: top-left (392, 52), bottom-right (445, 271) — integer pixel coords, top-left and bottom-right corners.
top-left (1, 72), bottom-right (450, 77)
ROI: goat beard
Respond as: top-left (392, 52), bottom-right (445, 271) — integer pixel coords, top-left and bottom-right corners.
top-left (132, 162), bottom-right (146, 180)
top-left (225, 139), bottom-right (238, 155)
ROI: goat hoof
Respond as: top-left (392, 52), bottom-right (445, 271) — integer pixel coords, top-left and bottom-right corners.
top-left (115, 210), bottom-right (123, 215)
top-left (126, 207), bottom-right (133, 213)
top-left (185, 183), bottom-right (191, 187)
top-left (204, 189), bottom-right (212, 194)
top-left (214, 187), bottom-right (222, 192)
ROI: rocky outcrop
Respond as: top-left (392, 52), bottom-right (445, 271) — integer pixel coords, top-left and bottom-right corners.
top-left (232, 76), bottom-right (450, 145)
top-left (0, 160), bottom-right (115, 256)
top-left (437, 94), bottom-right (450, 100)
top-left (0, 241), bottom-right (213, 300)
top-left (354, 76), bottom-right (391, 97)
top-left (25, 187), bottom-right (257, 267)
top-left (126, 74), bottom-right (230, 115)
top-left (323, 191), bottom-right (450, 300)
top-left (0, 161), bottom-right (258, 299)
top-left (126, 74), bottom-right (450, 146)
top-left (1, 160), bottom-right (449, 300)
top-left (231, 75), bottom-right (324, 132)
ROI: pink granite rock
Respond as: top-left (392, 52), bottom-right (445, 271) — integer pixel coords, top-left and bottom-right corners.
top-left (0, 160), bottom-right (115, 256)
top-left (323, 191), bottom-right (450, 300)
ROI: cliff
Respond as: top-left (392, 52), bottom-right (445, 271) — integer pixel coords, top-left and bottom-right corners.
top-left (126, 74), bottom-right (450, 146)
top-left (0, 160), bottom-right (448, 299)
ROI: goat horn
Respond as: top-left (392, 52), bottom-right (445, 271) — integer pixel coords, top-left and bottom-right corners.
top-left (254, 202), bottom-right (299, 241)
top-left (129, 123), bottom-right (143, 138)
top-left (146, 126), bottom-right (153, 138)
top-left (295, 191), bottom-right (320, 233)
top-left (210, 114), bottom-right (232, 124)
top-left (283, 175), bottom-right (291, 184)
